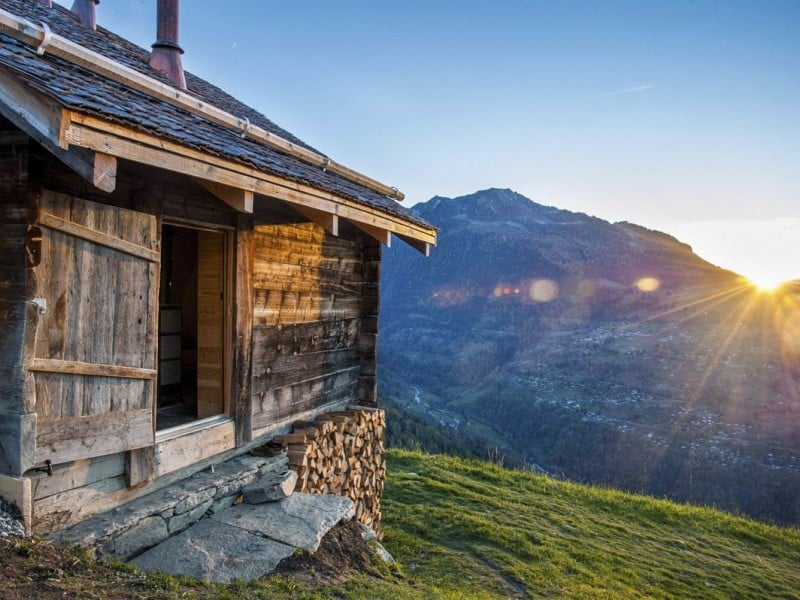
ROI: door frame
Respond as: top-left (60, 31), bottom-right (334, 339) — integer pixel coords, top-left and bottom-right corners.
top-left (155, 217), bottom-right (235, 440)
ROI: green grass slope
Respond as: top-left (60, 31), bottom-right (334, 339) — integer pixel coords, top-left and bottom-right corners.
top-left (380, 450), bottom-right (800, 599)
top-left (3, 450), bottom-right (800, 599)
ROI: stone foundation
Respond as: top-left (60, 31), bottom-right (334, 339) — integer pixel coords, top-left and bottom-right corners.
top-left (53, 453), bottom-right (289, 559)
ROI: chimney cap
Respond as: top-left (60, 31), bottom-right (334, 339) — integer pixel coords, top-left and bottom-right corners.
top-left (152, 39), bottom-right (185, 55)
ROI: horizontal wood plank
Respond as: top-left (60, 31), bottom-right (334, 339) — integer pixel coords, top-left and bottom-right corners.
top-left (252, 347), bottom-right (360, 389)
top-left (251, 319), bottom-right (360, 359)
top-left (33, 474), bottom-right (127, 533)
top-left (30, 358), bottom-right (157, 380)
top-left (37, 212), bottom-right (159, 263)
top-left (251, 366), bottom-right (360, 429)
top-left (155, 420), bottom-right (235, 478)
top-left (31, 452), bottom-right (124, 501)
top-left (36, 408), bottom-right (153, 465)
top-left (252, 290), bottom-right (361, 325)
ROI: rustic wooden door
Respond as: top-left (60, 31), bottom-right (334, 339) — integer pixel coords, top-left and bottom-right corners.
top-left (30, 191), bottom-right (159, 466)
top-left (196, 230), bottom-right (224, 418)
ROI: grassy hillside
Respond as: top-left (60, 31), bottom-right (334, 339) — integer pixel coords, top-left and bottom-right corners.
top-left (380, 450), bottom-right (800, 599)
top-left (3, 450), bottom-right (800, 598)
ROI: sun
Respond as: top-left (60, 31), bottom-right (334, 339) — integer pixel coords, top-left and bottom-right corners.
top-left (746, 272), bottom-right (791, 292)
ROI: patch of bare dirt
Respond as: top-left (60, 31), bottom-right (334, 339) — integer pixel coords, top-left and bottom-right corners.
top-left (0, 535), bottom-right (150, 599)
top-left (274, 519), bottom-right (387, 587)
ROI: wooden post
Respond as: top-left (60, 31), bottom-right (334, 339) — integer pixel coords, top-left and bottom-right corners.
top-left (0, 473), bottom-right (32, 534)
top-left (358, 242), bottom-right (380, 406)
top-left (233, 214), bottom-right (254, 446)
top-left (0, 138), bottom-right (35, 476)
top-left (125, 446), bottom-right (155, 488)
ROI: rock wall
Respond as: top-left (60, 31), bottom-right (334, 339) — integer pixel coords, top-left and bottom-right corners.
top-left (272, 406), bottom-right (386, 536)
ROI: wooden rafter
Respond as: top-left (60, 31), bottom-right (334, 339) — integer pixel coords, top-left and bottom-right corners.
top-left (292, 204), bottom-right (339, 236)
top-left (93, 152), bottom-right (117, 193)
top-left (62, 113), bottom-right (437, 246)
top-left (0, 68), bottom-right (116, 192)
top-left (397, 234), bottom-right (432, 256)
top-left (353, 222), bottom-right (392, 247)
top-left (195, 179), bottom-right (254, 213)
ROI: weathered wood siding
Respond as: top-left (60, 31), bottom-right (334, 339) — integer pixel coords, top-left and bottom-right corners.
top-left (30, 190), bottom-right (159, 465)
top-left (9, 141), bottom-right (384, 530)
top-left (0, 134), bottom-right (35, 475)
top-left (250, 222), bottom-right (366, 429)
top-left (23, 151), bottom-right (245, 530)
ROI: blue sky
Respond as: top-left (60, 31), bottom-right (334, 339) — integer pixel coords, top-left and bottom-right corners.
top-left (92, 1), bottom-right (798, 285)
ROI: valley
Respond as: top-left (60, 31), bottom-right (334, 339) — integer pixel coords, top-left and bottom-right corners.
top-left (380, 189), bottom-right (800, 524)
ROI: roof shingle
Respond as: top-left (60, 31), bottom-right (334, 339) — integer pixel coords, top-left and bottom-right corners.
top-left (0, 0), bottom-right (432, 230)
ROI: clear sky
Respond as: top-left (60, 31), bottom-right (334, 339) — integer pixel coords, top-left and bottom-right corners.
top-left (90, 1), bottom-right (798, 286)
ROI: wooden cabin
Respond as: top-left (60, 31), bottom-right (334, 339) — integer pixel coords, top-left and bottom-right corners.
top-left (0, 0), bottom-right (435, 532)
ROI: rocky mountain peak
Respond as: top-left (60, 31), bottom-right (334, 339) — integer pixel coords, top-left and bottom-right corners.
top-left (412, 188), bottom-right (601, 231)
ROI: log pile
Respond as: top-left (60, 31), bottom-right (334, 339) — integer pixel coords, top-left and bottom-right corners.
top-left (270, 406), bottom-right (386, 535)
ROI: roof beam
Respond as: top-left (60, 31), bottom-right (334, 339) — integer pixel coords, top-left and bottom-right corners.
top-left (0, 68), bottom-right (116, 192)
top-left (63, 115), bottom-right (437, 246)
top-left (397, 234), bottom-right (431, 256)
top-left (93, 152), bottom-right (117, 193)
top-left (292, 204), bottom-right (339, 236)
top-left (195, 179), bottom-right (254, 213)
top-left (353, 222), bottom-right (391, 247)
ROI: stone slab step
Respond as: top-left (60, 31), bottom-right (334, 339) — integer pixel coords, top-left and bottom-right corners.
top-left (130, 519), bottom-right (295, 583)
top-left (130, 493), bottom-right (355, 583)
top-left (52, 453), bottom-right (289, 560)
top-left (210, 492), bottom-right (355, 552)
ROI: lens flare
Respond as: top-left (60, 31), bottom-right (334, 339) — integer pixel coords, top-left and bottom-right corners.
top-left (431, 286), bottom-right (471, 307)
top-left (635, 277), bottom-right (660, 292)
top-left (529, 279), bottom-right (559, 303)
top-left (782, 314), bottom-right (800, 357)
top-left (776, 294), bottom-right (800, 361)
top-left (577, 279), bottom-right (597, 299)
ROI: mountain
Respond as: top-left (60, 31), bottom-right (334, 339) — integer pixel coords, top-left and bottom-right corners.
top-left (380, 188), bottom-right (800, 524)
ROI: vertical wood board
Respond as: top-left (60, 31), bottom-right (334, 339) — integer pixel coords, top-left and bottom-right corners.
top-left (30, 191), bottom-right (159, 465)
top-left (196, 230), bottom-right (224, 419)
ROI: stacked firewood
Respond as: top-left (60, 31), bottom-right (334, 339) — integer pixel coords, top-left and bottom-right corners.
top-left (271, 406), bottom-right (386, 535)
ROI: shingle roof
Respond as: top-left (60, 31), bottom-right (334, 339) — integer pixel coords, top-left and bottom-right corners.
top-left (0, 0), bottom-right (432, 230)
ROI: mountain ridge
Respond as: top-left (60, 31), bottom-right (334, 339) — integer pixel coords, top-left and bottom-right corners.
top-left (388, 188), bottom-right (735, 304)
